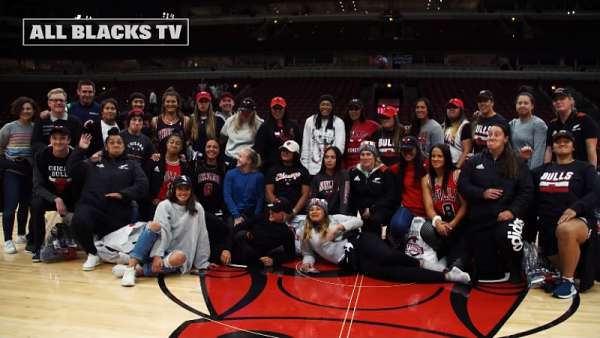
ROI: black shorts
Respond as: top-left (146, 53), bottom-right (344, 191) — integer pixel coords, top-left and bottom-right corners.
top-left (538, 217), bottom-right (588, 257)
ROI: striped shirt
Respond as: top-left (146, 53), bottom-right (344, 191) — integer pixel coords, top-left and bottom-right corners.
top-left (0, 120), bottom-right (33, 159)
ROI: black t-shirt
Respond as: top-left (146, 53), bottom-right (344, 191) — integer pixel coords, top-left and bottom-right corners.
top-left (266, 163), bottom-right (311, 206)
top-left (546, 112), bottom-right (599, 164)
top-left (373, 128), bottom-right (401, 167)
top-left (472, 114), bottom-right (508, 153)
top-left (532, 160), bottom-right (598, 223)
top-left (120, 130), bottom-right (156, 163)
top-left (190, 115), bottom-right (225, 154)
top-left (34, 147), bottom-right (76, 206)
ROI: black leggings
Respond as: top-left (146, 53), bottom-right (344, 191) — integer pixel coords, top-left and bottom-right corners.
top-left (420, 221), bottom-right (467, 269)
top-left (205, 212), bottom-right (228, 263)
top-left (465, 220), bottom-right (524, 277)
top-left (71, 204), bottom-right (128, 255)
top-left (355, 232), bottom-right (445, 283)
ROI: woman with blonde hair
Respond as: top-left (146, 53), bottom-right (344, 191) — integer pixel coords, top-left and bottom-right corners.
top-left (189, 91), bottom-right (225, 158)
top-left (300, 198), bottom-right (470, 284)
top-left (221, 97), bottom-right (263, 169)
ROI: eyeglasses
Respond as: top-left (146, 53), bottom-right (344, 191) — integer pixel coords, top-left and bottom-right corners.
top-left (48, 98), bottom-right (65, 103)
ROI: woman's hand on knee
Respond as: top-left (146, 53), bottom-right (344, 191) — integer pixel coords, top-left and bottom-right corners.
top-left (220, 250), bottom-right (231, 265)
top-left (148, 221), bottom-right (161, 232)
top-left (151, 256), bottom-right (163, 273)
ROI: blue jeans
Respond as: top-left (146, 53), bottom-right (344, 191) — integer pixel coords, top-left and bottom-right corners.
top-left (2, 170), bottom-right (32, 241)
top-left (130, 227), bottom-right (181, 276)
top-left (389, 206), bottom-right (414, 240)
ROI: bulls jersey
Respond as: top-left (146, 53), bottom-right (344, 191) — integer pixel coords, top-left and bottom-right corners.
top-left (472, 114), bottom-right (508, 153)
top-left (532, 160), bottom-right (598, 223)
top-left (431, 172), bottom-right (461, 221)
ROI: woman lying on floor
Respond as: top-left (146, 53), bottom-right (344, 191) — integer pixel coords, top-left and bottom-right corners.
top-left (112, 175), bottom-right (210, 287)
top-left (299, 198), bottom-right (471, 284)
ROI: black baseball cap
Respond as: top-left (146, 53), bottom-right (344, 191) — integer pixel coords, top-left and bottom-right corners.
top-left (552, 87), bottom-right (572, 100)
top-left (267, 197), bottom-right (293, 214)
top-left (172, 175), bottom-right (192, 188)
top-left (400, 136), bottom-right (418, 150)
top-left (348, 98), bottom-right (363, 109)
top-left (49, 121), bottom-right (71, 136)
top-left (238, 97), bottom-right (256, 112)
top-left (477, 90), bottom-right (494, 102)
top-left (552, 130), bottom-right (575, 142)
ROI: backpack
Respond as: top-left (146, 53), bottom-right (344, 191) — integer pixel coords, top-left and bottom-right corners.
top-left (40, 222), bottom-right (78, 262)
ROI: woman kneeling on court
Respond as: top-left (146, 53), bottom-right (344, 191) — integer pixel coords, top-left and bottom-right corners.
top-left (69, 128), bottom-right (148, 271)
top-left (458, 123), bottom-right (533, 283)
top-left (113, 175), bottom-right (210, 286)
top-left (299, 198), bottom-right (470, 284)
top-left (532, 130), bottom-right (597, 299)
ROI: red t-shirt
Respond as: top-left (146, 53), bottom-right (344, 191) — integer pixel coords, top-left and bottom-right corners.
top-left (390, 162), bottom-right (426, 217)
top-left (344, 120), bottom-right (380, 169)
top-left (157, 160), bottom-right (181, 201)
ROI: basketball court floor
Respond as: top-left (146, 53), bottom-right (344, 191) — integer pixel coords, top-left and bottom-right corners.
top-left (1, 215), bottom-right (600, 337)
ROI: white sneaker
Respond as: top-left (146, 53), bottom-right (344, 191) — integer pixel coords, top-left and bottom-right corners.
top-left (4, 240), bottom-right (17, 254)
top-left (112, 264), bottom-right (129, 278)
top-left (446, 266), bottom-right (472, 285)
top-left (15, 235), bottom-right (27, 244)
top-left (478, 272), bottom-right (510, 283)
top-left (121, 267), bottom-right (136, 287)
top-left (82, 254), bottom-right (101, 271)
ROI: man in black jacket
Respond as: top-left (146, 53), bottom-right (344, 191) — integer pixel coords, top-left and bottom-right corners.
top-left (231, 197), bottom-right (296, 267)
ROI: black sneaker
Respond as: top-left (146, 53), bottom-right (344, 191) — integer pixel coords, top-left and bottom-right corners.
top-left (25, 241), bottom-right (35, 254)
top-left (32, 251), bottom-right (41, 263)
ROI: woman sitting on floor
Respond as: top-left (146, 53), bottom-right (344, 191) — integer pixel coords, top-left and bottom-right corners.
top-left (421, 144), bottom-right (468, 269)
top-left (112, 175), bottom-right (210, 287)
top-left (299, 198), bottom-right (471, 284)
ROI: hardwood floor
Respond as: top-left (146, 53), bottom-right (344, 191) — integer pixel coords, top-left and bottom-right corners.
top-left (1, 214), bottom-right (599, 337)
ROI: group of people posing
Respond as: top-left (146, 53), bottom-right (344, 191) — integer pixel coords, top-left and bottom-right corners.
top-left (1, 80), bottom-right (599, 299)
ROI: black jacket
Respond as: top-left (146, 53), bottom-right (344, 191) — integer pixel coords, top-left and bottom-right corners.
top-left (348, 164), bottom-right (396, 215)
top-left (254, 119), bottom-right (301, 172)
top-left (147, 157), bottom-right (192, 199)
top-left (458, 149), bottom-right (533, 228)
top-left (67, 147), bottom-right (148, 223)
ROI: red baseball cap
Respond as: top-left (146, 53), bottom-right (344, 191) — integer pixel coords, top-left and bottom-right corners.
top-left (195, 91), bottom-right (212, 102)
top-left (446, 98), bottom-right (464, 110)
top-left (270, 96), bottom-right (287, 108)
top-left (378, 105), bottom-right (398, 118)
top-left (220, 92), bottom-right (234, 101)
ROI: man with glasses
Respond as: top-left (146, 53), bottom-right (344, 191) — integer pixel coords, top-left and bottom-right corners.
top-left (32, 88), bottom-right (82, 154)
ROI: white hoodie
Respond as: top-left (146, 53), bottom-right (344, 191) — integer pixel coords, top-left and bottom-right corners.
top-left (301, 214), bottom-right (363, 265)
top-left (300, 114), bottom-right (346, 175)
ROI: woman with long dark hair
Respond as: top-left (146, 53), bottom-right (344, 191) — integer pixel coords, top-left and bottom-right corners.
top-left (1, 96), bottom-right (37, 253)
top-left (409, 97), bottom-right (444, 158)
top-left (112, 175), bottom-right (210, 287)
top-left (342, 98), bottom-right (380, 169)
top-left (148, 133), bottom-right (191, 213)
top-left (421, 144), bottom-right (467, 268)
top-left (301, 94), bottom-right (345, 175)
top-left (373, 105), bottom-right (404, 167)
top-left (388, 136), bottom-right (428, 239)
top-left (255, 96), bottom-right (301, 173)
top-left (193, 138), bottom-right (229, 265)
top-left (442, 98), bottom-right (472, 168)
top-left (458, 123), bottom-right (533, 283)
top-left (87, 98), bottom-right (120, 155)
top-left (310, 146), bottom-right (350, 215)
top-left (151, 89), bottom-right (190, 153)
top-left (299, 198), bottom-right (470, 284)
